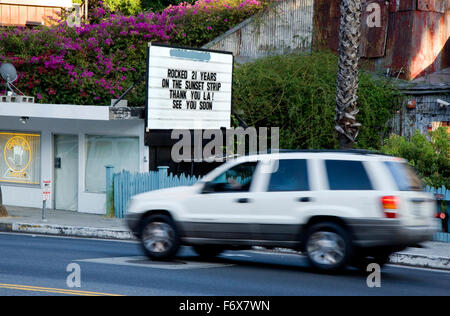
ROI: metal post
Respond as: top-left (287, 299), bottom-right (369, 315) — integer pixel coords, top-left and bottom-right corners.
top-left (42, 199), bottom-right (47, 222)
top-left (42, 180), bottom-right (51, 222)
top-left (0, 185), bottom-right (7, 217)
top-left (105, 165), bottom-right (115, 217)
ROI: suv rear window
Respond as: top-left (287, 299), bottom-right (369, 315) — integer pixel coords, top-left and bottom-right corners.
top-left (325, 160), bottom-right (373, 190)
top-left (384, 161), bottom-right (423, 191)
top-left (268, 159), bottom-right (309, 192)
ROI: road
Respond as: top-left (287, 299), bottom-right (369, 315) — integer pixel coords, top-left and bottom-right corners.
top-left (0, 232), bottom-right (449, 296)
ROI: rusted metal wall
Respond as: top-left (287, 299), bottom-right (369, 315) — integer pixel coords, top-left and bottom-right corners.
top-left (203, 0), bottom-right (314, 62)
top-left (392, 88), bottom-right (450, 138)
top-left (0, 0), bottom-right (72, 26)
top-left (313, 0), bottom-right (450, 80)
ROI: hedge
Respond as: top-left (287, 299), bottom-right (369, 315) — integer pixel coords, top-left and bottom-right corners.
top-left (232, 51), bottom-right (403, 150)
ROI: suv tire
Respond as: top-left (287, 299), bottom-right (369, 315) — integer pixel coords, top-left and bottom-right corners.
top-left (305, 222), bottom-right (352, 272)
top-left (139, 214), bottom-right (180, 260)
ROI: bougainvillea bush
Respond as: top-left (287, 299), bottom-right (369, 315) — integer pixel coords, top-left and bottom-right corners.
top-left (0, 0), bottom-right (267, 106)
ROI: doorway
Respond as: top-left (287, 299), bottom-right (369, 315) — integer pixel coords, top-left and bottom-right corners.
top-left (54, 135), bottom-right (78, 211)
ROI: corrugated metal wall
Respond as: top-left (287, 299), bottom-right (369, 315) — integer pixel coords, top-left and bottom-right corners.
top-left (392, 90), bottom-right (450, 138)
top-left (313, 0), bottom-right (450, 81)
top-left (203, 0), bottom-right (314, 62)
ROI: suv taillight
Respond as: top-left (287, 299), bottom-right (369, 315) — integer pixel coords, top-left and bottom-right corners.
top-left (381, 196), bottom-right (398, 218)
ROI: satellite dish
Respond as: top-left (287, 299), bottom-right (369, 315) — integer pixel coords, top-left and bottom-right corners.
top-left (0, 63), bottom-right (22, 96)
top-left (0, 63), bottom-right (18, 83)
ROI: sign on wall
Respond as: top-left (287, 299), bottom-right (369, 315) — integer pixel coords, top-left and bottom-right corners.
top-left (146, 43), bottom-right (233, 130)
top-left (0, 132), bottom-right (40, 185)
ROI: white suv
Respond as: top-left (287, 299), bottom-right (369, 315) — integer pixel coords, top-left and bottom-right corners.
top-left (126, 151), bottom-right (438, 272)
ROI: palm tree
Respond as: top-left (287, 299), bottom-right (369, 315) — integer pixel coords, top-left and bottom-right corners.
top-left (335, 0), bottom-right (363, 149)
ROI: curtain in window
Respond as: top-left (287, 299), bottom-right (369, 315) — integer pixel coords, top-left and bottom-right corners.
top-left (85, 136), bottom-right (139, 193)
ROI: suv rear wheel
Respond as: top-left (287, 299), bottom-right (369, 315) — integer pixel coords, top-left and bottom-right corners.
top-left (140, 214), bottom-right (180, 260)
top-left (305, 222), bottom-right (352, 272)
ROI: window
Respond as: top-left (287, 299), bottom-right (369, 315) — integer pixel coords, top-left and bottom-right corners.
top-left (0, 132), bottom-right (40, 185)
top-left (85, 136), bottom-right (139, 193)
top-left (325, 160), bottom-right (373, 190)
top-left (268, 159), bottom-right (309, 192)
top-left (384, 161), bottom-right (423, 191)
top-left (210, 161), bottom-right (258, 192)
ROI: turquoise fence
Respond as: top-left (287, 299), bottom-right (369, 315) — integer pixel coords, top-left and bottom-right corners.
top-left (107, 166), bottom-right (200, 218)
top-left (425, 185), bottom-right (449, 242)
top-left (425, 185), bottom-right (450, 202)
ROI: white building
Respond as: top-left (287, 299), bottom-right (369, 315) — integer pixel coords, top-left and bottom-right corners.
top-left (0, 102), bottom-right (148, 214)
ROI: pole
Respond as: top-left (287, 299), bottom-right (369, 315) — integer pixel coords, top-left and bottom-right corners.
top-left (42, 199), bottom-right (47, 222)
top-left (0, 186), bottom-right (7, 217)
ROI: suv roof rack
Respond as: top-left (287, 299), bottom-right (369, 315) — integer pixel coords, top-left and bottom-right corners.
top-left (261, 149), bottom-right (391, 156)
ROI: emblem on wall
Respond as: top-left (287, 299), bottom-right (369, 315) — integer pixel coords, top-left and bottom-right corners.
top-left (3, 136), bottom-right (31, 179)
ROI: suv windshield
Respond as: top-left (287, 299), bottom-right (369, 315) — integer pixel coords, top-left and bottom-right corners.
top-left (384, 161), bottom-right (424, 191)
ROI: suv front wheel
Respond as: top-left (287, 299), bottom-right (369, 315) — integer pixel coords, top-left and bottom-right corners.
top-left (139, 214), bottom-right (180, 260)
top-left (305, 222), bottom-right (352, 272)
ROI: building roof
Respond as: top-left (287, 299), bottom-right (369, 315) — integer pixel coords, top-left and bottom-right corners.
top-left (0, 102), bottom-right (144, 121)
top-left (395, 68), bottom-right (450, 95)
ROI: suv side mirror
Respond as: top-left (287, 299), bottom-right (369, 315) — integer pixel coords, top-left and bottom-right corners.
top-left (202, 182), bottom-right (217, 194)
top-left (201, 182), bottom-right (228, 194)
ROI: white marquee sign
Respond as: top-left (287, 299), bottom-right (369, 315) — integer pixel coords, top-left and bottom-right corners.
top-left (146, 43), bottom-right (233, 130)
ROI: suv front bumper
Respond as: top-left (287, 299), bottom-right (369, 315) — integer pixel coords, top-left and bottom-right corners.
top-left (126, 212), bottom-right (141, 237)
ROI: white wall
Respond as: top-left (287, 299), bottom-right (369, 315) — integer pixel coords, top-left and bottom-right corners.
top-left (0, 116), bottom-right (148, 214)
top-left (0, 0), bottom-right (73, 8)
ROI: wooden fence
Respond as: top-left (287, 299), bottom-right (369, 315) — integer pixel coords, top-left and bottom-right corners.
top-left (107, 166), bottom-right (200, 219)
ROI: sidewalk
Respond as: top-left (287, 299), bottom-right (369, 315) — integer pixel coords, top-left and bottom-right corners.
top-left (0, 205), bottom-right (133, 240)
top-left (0, 205), bottom-right (449, 270)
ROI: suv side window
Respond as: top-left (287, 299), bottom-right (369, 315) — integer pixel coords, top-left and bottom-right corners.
top-left (268, 159), bottom-right (309, 192)
top-left (384, 161), bottom-right (423, 191)
top-left (325, 160), bottom-right (373, 190)
top-left (209, 161), bottom-right (258, 192)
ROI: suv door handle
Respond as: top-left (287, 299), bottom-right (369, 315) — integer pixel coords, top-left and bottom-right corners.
top-left (298, 197), bottom-right (312, 202)
top-left (236, 198), bottom-right (251, 204)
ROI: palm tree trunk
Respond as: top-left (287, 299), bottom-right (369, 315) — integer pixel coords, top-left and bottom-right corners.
top-left (335, 0), bottom-right (363, 149)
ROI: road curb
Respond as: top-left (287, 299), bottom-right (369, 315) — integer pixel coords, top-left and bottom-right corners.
top-left (0, 222), bottom-right (135, 240)
top-left (389, 252), bottom-right (450, 270)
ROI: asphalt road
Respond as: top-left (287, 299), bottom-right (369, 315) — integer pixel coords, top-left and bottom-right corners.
top-left (0, 232), bottom-right (449, 296)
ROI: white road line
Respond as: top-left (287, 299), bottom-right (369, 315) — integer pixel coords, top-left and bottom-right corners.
top-left (222, 253), bottom-right (251, 258)
top-left (76, 256), bottom-right (234, 270)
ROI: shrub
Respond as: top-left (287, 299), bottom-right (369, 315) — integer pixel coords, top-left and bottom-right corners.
top-left (0, 0), bottom-right (267, 106)
top-left (382, 127), bottom-right (450, 189)
top-left (73, 0), bottom-right (143, 16)
top-left (232, 51), bottom-right (402, 150)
